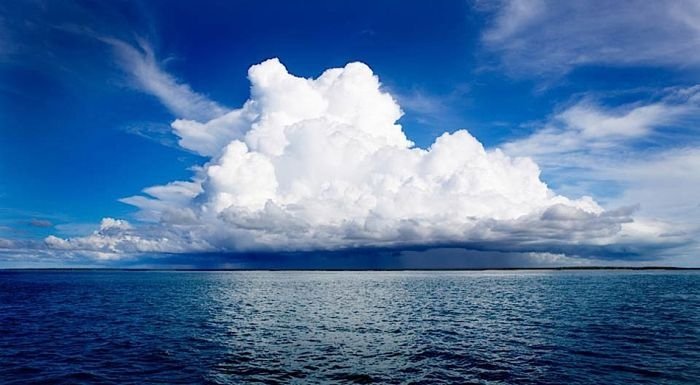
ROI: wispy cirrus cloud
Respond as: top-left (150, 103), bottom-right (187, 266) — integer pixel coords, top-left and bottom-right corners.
top-left (105, 38), bottom-right (227, 121)
top-left (29, 219), bottom-right (53, 228)
top-left (480, 0), bottom-right (700, 75)
top-left (504, 87), bottom-right (700, 163)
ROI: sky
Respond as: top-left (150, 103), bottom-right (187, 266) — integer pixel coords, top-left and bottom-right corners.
top-left (1, 0), bottom-right (699, 268)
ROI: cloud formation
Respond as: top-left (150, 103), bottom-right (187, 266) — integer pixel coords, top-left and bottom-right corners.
top-left (44, 218), bottom-right (192, 258)
top-left (107, 38), bottom-right (227, 121)
top-left (29, 219), bottom-right (53, 228)
top-left (502, 89), bottom-right (700, 264)
top-left (481, 0), bottom-right (700, 75)
top-left (42, 58), bottom-right (655, 260)
top-left (504, 88), bottom-right (700, 164)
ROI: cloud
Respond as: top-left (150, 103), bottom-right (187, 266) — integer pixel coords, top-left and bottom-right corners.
top-left (502, 90), bottom-right (700, 265)
top-left (125, 249), bottom-right (599, 269)
top-left (0, 238), bottom-right (15, 249)
top-left (504, 88), bottom-right (700, 164)
top-left (106, 38), bottom-right (227, 121)
top-left (43, 58), bottom-right (662, 261)
top-left (602, 148), bottom-right (700, 228)
top-left (44, 218), bottom-right (208, 259)
top-left (29, 219), bottom-right (53, 228)
top-left (481, 0), bottom-right (700, 75)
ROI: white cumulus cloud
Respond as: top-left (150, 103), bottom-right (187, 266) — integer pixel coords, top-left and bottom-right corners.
top-left (47, 59), bottom-right (650, 258)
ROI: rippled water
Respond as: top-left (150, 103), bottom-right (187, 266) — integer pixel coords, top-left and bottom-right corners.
top-left (1, 270), bottom-right (699, 384)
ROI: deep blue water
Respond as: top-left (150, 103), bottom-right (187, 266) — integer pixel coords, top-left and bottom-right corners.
top-left (1, 270), bottom-right (699, 384)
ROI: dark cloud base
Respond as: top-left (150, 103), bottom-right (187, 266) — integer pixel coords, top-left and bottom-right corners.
top-left (3, 231), bottom-right (684, 268)
top-left (99, 243), bottom-right (659, 269)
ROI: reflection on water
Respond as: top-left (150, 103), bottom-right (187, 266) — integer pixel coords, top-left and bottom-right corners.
top-left (1, 270), bottom-right (699, 384)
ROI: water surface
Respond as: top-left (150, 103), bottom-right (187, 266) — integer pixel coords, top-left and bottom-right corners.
top-left (1, 270), bottom-right (699, 384)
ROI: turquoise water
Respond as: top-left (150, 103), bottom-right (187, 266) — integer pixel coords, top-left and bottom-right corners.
top-left (1, 270), bottom-right (699, 384)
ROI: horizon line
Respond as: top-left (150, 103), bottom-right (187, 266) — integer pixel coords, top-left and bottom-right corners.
top-left (1, 266), bottom-right (698, 272)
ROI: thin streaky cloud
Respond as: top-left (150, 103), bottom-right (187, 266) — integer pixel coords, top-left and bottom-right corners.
top-left (481, 0), bottom-right (700, 75)
top-left (104, 37), bottom-right (228, 121)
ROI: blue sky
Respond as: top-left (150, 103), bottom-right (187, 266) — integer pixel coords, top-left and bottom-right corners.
top-left (1, 1), bottom-right (699, 268)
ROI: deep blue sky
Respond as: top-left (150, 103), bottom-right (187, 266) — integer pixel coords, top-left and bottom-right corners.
top-left (1, 1), bottom-right (699, 267)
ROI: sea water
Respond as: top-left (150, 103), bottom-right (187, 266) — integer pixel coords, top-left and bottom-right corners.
top-left (1, 270), bottom-right (699, 384)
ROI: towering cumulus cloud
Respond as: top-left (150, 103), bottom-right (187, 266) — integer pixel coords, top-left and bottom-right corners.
top-left (49, 59), bottom-right (644, 258)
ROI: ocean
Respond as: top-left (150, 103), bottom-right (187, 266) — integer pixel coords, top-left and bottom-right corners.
top-left (1, 270), bottom-right (698, 384)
